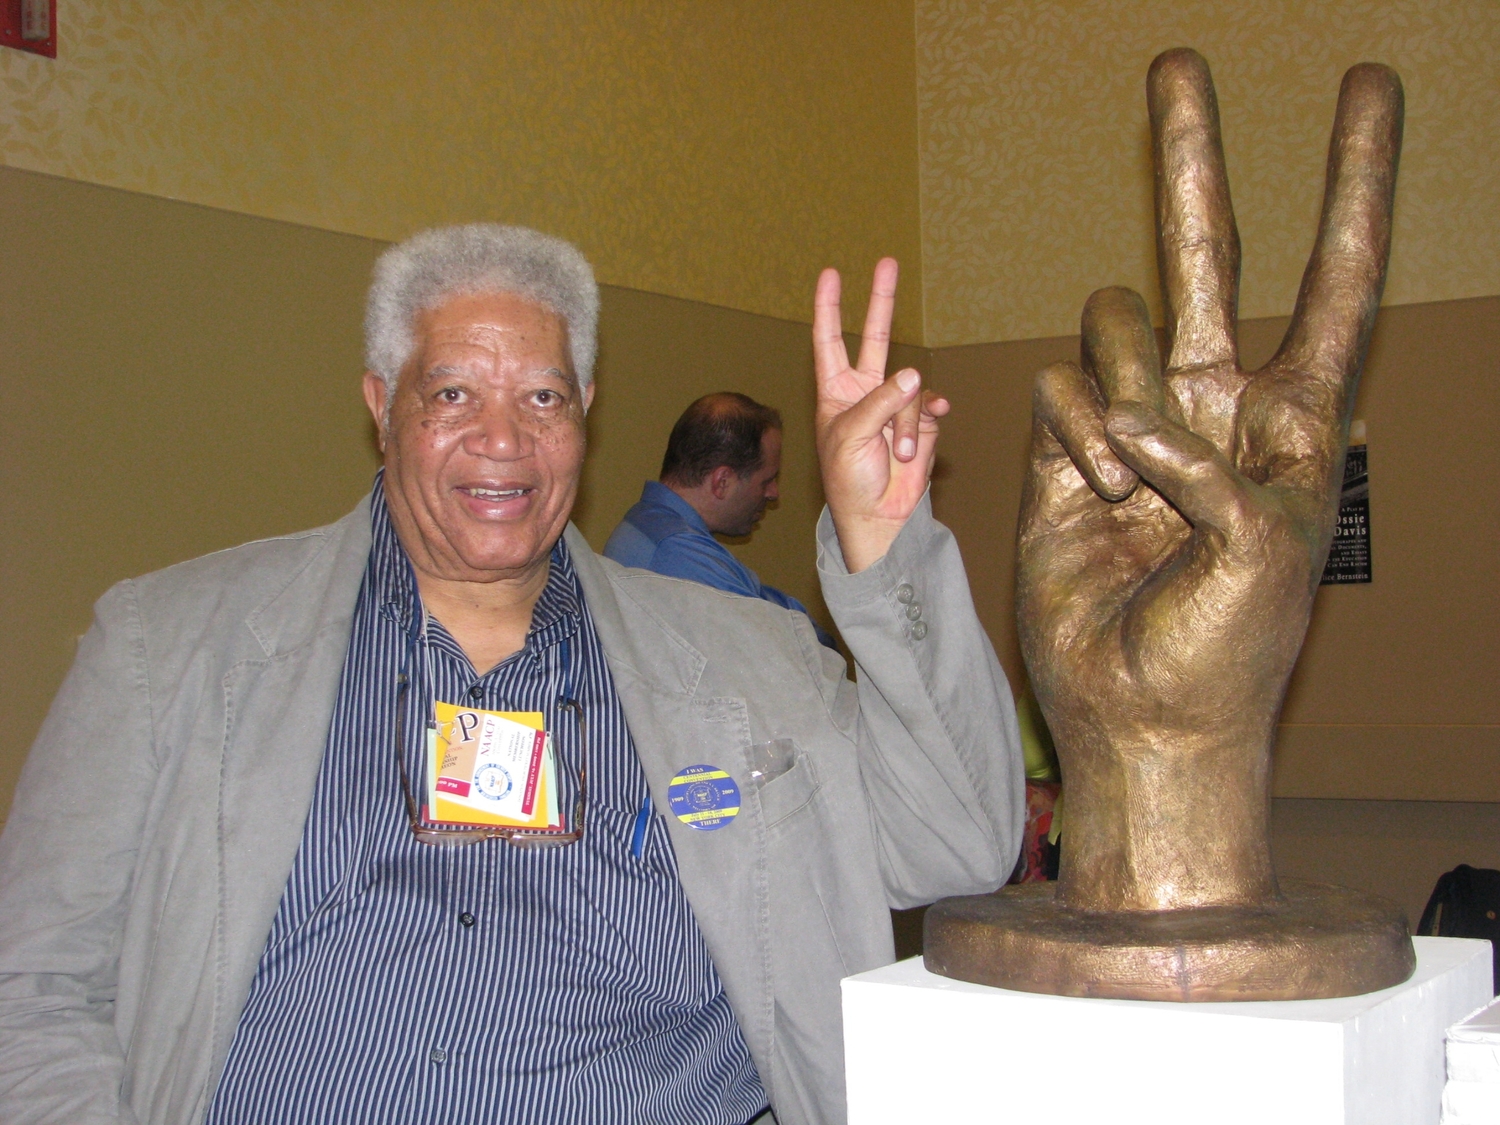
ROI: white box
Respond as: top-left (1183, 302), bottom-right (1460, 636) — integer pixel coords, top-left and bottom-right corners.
top-left (843, 936), bottom-right (1491, 1124)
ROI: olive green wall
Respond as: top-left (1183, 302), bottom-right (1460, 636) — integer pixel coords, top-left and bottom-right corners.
top-left (3, 163), bottom-right (1496, 931)
top-left (1, 168), bottom-right (382, 812)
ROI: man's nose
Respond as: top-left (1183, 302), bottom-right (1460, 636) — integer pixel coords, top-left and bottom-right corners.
top-left (465, 402), bottom-right (532, 459)
top-left (765, 479), bottom-right (779, 501)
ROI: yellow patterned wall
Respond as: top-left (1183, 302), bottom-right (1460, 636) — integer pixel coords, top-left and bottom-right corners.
top-left (4, 3), bottom-right (1496, 349)
top-left (0, 0), bottom-right (923, 338)
top-left (916, 0), bottom-right (1500, 346)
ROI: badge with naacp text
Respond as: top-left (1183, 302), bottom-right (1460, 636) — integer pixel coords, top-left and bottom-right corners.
top-left (667, 765), bottom-right (741, 831)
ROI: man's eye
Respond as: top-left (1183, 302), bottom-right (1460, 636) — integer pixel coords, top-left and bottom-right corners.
top-left (437, 387), bottom-right (466, 404)
top-left (534, 389), bottom-right (561, 406)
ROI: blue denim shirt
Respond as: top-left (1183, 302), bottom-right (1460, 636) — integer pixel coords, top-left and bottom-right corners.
top-left (604, 482), bottom-right (838, 650)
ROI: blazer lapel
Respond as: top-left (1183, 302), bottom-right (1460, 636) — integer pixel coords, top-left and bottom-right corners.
top-left (567, 526), bottom-right (774, 1092)
top-left (214, 501), bottom-right (372, 1067)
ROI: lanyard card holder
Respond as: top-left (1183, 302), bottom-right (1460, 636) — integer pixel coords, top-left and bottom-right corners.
top-left (424, 703), bottom-right (562, 830)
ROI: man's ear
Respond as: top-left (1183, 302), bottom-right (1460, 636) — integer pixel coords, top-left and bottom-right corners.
top-left (362, 372), bottom-right (389, 452)
top-left (583, 381), bottom-right (596, 413)
top-left (708, 465), bottom-right (735, 499)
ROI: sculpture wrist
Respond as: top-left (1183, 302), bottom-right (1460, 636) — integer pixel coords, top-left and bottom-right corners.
top-left (1055, 725), bottom-right (1278, 913)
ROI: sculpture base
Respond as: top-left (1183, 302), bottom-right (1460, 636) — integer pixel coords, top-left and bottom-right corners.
top-left (924, 878), bottom-right (1415, 1001)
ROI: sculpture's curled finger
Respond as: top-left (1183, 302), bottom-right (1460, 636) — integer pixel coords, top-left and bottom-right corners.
top-left (1081, 287), bottom-right (1164, 412)
top-left (1032, 361), bottom-right (1137, 501)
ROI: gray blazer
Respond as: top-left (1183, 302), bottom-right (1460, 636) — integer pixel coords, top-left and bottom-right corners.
top-left (0, 493), bottom-right (1022, 1125)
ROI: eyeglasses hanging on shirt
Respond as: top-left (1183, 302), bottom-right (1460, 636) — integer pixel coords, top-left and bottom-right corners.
top-left (393, 558), bottom-right (586, 849)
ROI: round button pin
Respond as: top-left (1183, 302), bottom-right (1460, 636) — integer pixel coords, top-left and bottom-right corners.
top-left (667, 765), bottom-right (742, 831)
top-left (474, 763), bottom-right (513, 801)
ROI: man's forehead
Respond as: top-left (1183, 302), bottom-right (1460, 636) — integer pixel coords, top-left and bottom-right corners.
top-left (410, 292), bottom-right (573, 372)
top-left (418, 291), bottom-right (563, 336)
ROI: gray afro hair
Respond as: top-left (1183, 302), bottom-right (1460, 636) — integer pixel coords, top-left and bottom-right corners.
top-left (365, 223), bottom-right (600, 392)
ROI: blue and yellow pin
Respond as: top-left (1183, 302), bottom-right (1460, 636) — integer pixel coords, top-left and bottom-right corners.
top-left (667, 765), bottom-right (741, 831)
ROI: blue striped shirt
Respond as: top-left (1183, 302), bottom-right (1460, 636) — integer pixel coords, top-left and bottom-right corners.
top-left (206, 481), bottom-right (767, 1124)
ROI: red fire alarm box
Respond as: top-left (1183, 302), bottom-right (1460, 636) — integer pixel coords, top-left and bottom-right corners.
top-left (1, 0), bottom-right (56, 59)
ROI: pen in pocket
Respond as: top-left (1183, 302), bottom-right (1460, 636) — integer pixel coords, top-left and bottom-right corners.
top-left (630, 793), bottom-right (653, 859)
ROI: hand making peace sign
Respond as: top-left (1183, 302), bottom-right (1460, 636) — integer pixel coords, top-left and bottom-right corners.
top-left (812, 259), bottom-right (950, 573)
top-left (1017, 49), bottom-right (1404, 913)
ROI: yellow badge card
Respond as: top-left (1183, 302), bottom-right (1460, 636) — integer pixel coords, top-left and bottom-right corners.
top-left (425, 704), bottom-right (559, 829)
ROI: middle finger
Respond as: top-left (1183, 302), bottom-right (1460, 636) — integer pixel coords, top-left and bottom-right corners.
top-left (855, 257), bottom-right (898, 379)
top-left (1148, 48), bottom-right (1240, 373)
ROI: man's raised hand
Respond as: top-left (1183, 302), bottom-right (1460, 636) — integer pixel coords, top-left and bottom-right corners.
top-left (814, 258), bottom-right (949, 573)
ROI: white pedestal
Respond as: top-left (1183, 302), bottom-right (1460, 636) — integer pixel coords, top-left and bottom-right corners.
top-left (842, 936), bottom-right (1491, 1125)
top-left (1443, 994), bottom-right (1500, 1124)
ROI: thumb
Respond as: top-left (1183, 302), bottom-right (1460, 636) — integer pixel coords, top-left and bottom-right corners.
top-left (826, 368), bottom-right (922, 444)
top-left (1104, 401), bottom-right (1250, 536)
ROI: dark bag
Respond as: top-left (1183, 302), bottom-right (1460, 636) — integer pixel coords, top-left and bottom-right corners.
top-left (1418, 864), bottom-right (1500, 993)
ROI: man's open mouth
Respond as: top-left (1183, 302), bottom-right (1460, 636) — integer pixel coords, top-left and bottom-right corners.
top-left (462, 487), bottom-right (531, 501)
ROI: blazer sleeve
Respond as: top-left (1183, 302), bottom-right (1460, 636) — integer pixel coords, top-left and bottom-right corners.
top-left (816, 493), bottom-right (1025, 909)
top-left (0, 581), bottom-right (153, 1124)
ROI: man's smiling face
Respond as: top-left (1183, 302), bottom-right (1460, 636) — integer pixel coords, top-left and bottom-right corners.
top-left (364, 289), bottom-right (593, 586)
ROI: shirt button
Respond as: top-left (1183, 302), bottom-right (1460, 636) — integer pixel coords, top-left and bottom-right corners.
top-left (905, 603), bottom-right (922, 621)
top-left (895, 583), bottom-right (915, 604)
top-left (429, 1047), bottom-right (448, 1064)
top-left (468, 685), bottom-right (484, 700)
top-left (911, 621), bottom-right (928, 640)
top-left (459, 912), bottom-right (476, 928)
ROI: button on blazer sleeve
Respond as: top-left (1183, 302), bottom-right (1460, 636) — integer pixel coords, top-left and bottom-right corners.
top-left (816, 492), bottom-right (1025, 908)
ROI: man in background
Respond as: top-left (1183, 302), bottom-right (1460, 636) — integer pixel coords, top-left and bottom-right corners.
top-left (605, 392), bottom-right (837, 648)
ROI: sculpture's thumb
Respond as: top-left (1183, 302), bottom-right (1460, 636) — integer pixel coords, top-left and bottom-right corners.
top-left (1104, 401), bottom-right (1248, 536)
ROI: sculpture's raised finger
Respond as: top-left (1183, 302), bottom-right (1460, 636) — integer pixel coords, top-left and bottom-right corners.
top-left (1035, 361), bottom-right (1138, 501)
top-left (1273, 63), bottom-right (1403, 400)
top-left (1148, 48), bottom-right (1240, 373)
top-left (1082, 287), bottom-right (1165, 411)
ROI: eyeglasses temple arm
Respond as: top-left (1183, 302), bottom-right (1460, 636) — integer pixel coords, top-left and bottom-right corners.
top-left (394, 676), bottom-right (426, 827)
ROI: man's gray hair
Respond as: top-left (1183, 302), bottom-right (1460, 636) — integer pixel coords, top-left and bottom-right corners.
top-left (365, 223), bottom-right (600, 392)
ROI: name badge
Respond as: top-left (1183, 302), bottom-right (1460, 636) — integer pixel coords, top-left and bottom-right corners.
top-left (668, 765), bottom-right (741, 831)
top-left (426, 703), bottom-right (561, 829)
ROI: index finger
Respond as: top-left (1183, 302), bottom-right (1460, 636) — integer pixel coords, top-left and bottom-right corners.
top-left (813, 267), bottom-right (852, 382)
top-left (855, 257), bottom-right (898, 379)
top-left (1148, 48), bottom-right (1241, 372)
top-left (1273, 63), bottom-right (1404, 398)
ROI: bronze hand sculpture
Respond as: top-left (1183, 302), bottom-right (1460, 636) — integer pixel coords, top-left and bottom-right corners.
top-left (925, 49), bottom-right (1413, 1000)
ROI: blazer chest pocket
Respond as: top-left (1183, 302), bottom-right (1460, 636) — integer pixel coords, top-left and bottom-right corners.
top-left (750, 739), bottom-right (820, 828)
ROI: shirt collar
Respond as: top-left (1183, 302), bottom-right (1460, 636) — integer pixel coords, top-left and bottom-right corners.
top-left (641, 480), bottom-right (712, 536)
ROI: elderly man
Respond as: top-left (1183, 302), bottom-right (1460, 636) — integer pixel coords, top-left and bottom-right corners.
top-left (605, 392), bottom-right (839, 649)
top-left (0, 225), bottom-right (1022, 1125)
